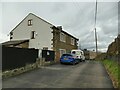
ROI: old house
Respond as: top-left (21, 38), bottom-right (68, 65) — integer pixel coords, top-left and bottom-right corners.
top-left (3, 13), bottom-right (78, 62)
top-left (83, 49), bottom-right (97, 60)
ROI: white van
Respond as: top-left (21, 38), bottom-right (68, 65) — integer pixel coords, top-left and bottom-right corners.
top-left (71, 49), bottom-right (85, 62)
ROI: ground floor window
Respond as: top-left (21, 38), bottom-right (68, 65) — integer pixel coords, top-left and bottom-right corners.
top-left (59, 49), bottom-right (66, 57)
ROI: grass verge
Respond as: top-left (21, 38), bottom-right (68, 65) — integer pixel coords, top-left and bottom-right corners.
top-left (102, 59), bottom-right (120, 88)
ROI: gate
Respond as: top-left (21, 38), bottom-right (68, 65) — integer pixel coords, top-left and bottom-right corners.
top-left (42, 50), bottom-right (55, 61)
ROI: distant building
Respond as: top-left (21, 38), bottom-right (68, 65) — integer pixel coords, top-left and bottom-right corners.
top-left (83, 49), bottom-right (97, 60)
top-left (89, 51), bottom-right (97, 60)
top-left (2, 13), bottom-right (79, 62)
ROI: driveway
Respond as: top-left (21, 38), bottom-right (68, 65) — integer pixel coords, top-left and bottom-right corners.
top-left (2, 60), bottom-right (114, 88)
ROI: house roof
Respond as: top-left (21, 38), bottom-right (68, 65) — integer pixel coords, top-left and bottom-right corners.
top-left (61, 30), bottom-right (79, 41)
top-left (30, 13), bottom-right (54, 26)
top-left (52, 26), bottom-right (79, 41)
top-left (2, 40), bottom-right (29, 46)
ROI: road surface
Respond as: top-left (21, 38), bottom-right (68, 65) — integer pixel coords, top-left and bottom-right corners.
top-left (2, 61), bottom-right (114, 88)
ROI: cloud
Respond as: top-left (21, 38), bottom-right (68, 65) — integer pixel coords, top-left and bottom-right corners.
top-left (52, 2), bottom-right (67, 13)
top-left (2, 2), bottom-right (118, 52)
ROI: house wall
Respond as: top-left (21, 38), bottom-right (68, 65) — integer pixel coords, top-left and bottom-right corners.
top-left (52, 29), bottom-right (78, 62)
top-left (89, 51), bottom-right (97, 60)
top-left (15, 42), bottom-right (29, 48)
top-left (5, 42), bottom-right (29, 48)
top-left (10, 14), bottom-right (53, 51)
top-left (83, 50), bottom-right (90, 60)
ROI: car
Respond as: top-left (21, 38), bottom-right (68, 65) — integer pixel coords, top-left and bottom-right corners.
top-left (60, 54), bottom-right (79, 65)
top-left (71, 49), bottom-right (85, 62)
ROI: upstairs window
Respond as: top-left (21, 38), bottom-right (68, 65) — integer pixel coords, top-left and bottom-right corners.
top-left (28, 19), bottom-right (33, 26)
top-left (60, 32), bottom-right (66, 42)
top-left (31, 31), bottom-right (35, 39)
top-left (71, 38), bottom-right (75, 45)
top-left (10, 32), bottom-right (13, 40)
top-left (10, 37), bottom-right (13, 40)
top-left (10, 32), bottom-right (13, 35)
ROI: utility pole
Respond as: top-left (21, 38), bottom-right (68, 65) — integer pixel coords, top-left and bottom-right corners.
top-left (94, 0), bottom-right (98, 55)
top-left (95, 28), bottom-right (98, 54)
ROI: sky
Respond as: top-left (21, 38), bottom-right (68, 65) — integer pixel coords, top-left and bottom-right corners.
top-left (0, 0), bottom-right (119, 52)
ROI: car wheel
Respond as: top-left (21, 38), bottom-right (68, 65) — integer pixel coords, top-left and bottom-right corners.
top-left (72, 61), bottom-right (75, 65)
top-left (60, 62), bottom-right (63, 64)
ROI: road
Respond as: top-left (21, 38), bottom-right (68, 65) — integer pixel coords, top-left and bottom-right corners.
top-left (2, 61), bottom-right (114, 88)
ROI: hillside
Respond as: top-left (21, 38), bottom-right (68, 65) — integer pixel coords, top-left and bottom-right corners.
top-left (107, 34), bottom-right (120, 62)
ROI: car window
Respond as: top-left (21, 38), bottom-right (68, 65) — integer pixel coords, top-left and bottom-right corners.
top-left (72, 51), bottom-right (76, 54)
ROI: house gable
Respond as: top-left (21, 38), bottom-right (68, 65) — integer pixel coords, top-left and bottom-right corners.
top-left (9, 13), bottom-right (54, 50)
top-left (10, 13), bottom-right (54, 41)
top-left (10, 13), bottom-right (54, 34)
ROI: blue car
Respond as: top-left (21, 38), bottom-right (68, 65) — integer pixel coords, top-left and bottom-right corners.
top-left (60, 54), bottom-right (79, 65)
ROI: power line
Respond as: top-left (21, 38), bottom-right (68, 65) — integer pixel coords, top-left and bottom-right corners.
top-left (80, 30), bottom-right (94, 42)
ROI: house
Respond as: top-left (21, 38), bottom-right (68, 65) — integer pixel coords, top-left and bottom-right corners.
top-left (89, 51), bottom-right (97, 60)
top-left (83, 49), bottom-right (89, 60)
top-left (3, 13), bottom-right (79, 62)
top-left (83, 49), bottom-right (97, 60)
top-left (51, 26), bottom-right (78, 60)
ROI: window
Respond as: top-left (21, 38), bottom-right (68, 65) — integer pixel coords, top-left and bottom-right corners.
top-left (10, 37), bottom-right (13, 40)
top-left (60, 49), bottom-right (66, 57)
top-left (10, 32), bottom-right (13, 35)
top-left (62, 54), bottom-right (72, 57)
top-left (60, 32), bottom-right (66, 42)
top-left (72, 51), bottom-right (76, 54)
top-left (71, 38), bottom-right (75, 45)
top-left (31, 31), bottom-right (36, 39)
top-left (28, 19), bottom-right (33, 26)
top-left (10, 32), bottom-right (13, 40)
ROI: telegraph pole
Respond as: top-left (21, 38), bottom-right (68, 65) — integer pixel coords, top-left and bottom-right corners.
top-left (95, 28), bottom-right (98, 54)
top-left (94, 0), bottom-right (98, 55)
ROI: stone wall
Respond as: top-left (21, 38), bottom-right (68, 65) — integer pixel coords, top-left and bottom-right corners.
top-left (107, 34), bottom-right (120, 64)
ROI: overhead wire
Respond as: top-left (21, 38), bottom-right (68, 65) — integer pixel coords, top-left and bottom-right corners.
top-left (81, 0), bottom-right (98, 51)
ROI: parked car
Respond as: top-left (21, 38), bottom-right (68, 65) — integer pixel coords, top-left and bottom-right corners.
top-left (71, 49), bottom-right (85, 62)
top-left (60, 54), bottom-right (79, 65)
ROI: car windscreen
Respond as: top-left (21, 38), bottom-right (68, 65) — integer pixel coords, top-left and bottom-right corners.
top-left (72, 51), bottom-right (80, 55)
top-left (62, 54), bottom-right (72, 57)
top-left (72, 51), bottom-right (76, 54)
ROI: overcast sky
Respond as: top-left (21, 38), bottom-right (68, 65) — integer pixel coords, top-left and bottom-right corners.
top-left (0, 0), bottom-right (119, 52)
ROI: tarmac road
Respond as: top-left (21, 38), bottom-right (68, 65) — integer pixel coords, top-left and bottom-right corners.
top-left (2, 60), bottom-right (114, 88)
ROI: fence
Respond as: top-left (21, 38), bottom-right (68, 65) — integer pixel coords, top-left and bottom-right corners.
top-left (107, 55), bottom-right (120, 65)
top-left (2, 46), bottom-right (38, 71)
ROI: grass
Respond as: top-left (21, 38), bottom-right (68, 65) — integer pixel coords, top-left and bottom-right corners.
top-left (102, 59), bottom-right (120, 88)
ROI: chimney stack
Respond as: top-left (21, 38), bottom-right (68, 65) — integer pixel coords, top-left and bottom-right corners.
top-left (57, 26), bottom-right (62, 30)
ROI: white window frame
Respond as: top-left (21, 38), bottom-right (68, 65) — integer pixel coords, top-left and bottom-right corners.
top-left (28, 19), bottom-right (33, 26)
top-left (59, 49), bottom-right (66, 57)
top-left (60, 32), bottom-right (66, 42)
top-left (71, 38), bottom-right (75, 45)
